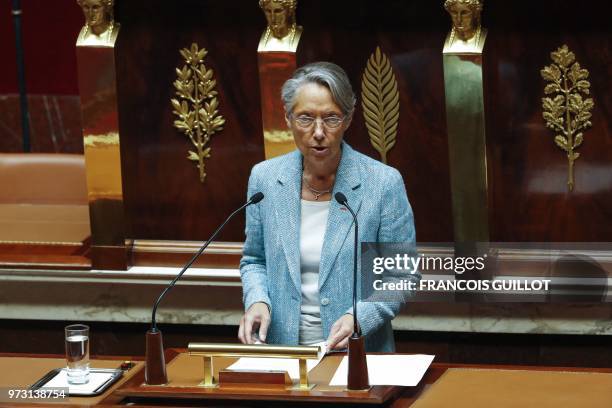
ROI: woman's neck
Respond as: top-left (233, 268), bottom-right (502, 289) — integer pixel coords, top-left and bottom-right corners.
top-left (303, 153), bottom-right (341, 185)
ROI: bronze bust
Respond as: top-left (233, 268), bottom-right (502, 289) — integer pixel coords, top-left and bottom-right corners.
top-left (258, 0), bottom-right (302, 52)
top-left (443, 0), bottom-right (486, 53)
top-left (76, 0), bottom-right (118, 46)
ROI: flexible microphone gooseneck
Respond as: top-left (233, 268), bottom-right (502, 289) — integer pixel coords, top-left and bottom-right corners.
top-left (145, 192), bottom-right (264, 385)
top-left (335, 191), bottom-right (369, 390)
top-left (334, 192), bottom-right (360, 336)
top-left (150, 191), bottom-right (264, 332)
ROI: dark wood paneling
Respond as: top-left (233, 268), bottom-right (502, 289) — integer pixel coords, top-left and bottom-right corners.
top-left (130, 240), bottom-right (242, 268)
top-left (116, 0), bottom-right (266, 242)
top-left (115, 0), bottom-right (610, 244)
top-left (116, 0), bottom-right (454, 243)
top-left (0, 0), bottom-right (82, 95)
top-left (484, 1), bottom-right (612, 241)
top-left (0, 96), bottom-right (83, 153)
top-left (2, 320), bottom-right (611, 368)
top-left (0, 242), bottom-right (91, 270)
top-left (297, 1), bottom-right (454, 242)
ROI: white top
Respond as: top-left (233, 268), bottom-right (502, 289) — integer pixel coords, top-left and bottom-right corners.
top-left (299, 199), bottom-right (330, 345)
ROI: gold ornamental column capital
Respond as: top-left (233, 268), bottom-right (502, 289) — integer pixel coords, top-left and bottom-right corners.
top-left (257, 0), bottom-right (303, 159)
top-left (76, 0), bottom-right (120, 47)
top-left (442, 0), bottom-right (489, 244)
top-left (76, 0), bottom-right (128, 270)
top-left (443, 0), bottom-right (487, 54)
top-left (257, 0), bottom-right (303, 53)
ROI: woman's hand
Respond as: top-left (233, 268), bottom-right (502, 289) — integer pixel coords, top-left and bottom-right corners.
top-left (326, 313), bottom-right (355, 350)
top-left (238, 302), bottom-right (271, 344)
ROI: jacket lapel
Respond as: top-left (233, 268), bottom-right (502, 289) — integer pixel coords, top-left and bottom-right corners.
top-left (273, 150), bottom-right (303, 294)
top-left (319, 143), bottom-right (363, 290)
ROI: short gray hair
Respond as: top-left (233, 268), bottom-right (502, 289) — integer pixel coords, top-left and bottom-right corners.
top-left (281, 62), bottom-right (356, 117)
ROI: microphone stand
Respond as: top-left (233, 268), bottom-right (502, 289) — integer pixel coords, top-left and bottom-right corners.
top-left (12, 0), bottom-right (31, 152)
top-left (335, 193), bottom-right (369, 390)
top-left (145, 193), bottom-right (264, 385)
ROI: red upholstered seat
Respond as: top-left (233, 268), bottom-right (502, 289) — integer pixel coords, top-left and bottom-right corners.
top-left (0, 154), bottom-right (90, 245)
top-left (0, 153), bottom-right (88, 205)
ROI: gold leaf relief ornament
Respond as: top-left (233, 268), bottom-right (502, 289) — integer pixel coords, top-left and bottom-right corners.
top-left (171, 43), bottom-right (225, 183)
top-left (361, 47), bottom-right (400, 164)
top-left (541, 44), bottom-right (593, 192)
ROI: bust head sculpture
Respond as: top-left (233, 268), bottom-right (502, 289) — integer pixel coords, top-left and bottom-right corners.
top-left (77, 0), bottom-right (114, 36)
top-left (259, 0), bottom-right (297, 40)
top-left (444, 0), bottom-right (483, 42)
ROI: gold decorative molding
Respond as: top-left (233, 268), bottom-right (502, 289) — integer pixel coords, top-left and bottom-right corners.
top-left (541, 44), bottom-right (594, 192)
top-left (83, 133), bottom-right (119, 147)
top-left (361, 47), bottom-right (400, 164)
top-left (263, 130), bottom-right (293, 143)
top-left (171, 43), bottom-right (225, 183)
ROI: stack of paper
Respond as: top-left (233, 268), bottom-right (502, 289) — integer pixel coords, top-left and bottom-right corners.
top-left (41, 369), bottom-right (118, 394)
top-left (329, 354), bottom-right (435, 386)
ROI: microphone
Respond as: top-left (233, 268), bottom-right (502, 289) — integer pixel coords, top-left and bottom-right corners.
top-left (334, 193), bottom-right (359, 335)
top-left (249, 191), bottom-right (264, 204)
top-left (334, 192), bottom-right (369, 390)
top-left (145, 192), bottom-right (264, 385)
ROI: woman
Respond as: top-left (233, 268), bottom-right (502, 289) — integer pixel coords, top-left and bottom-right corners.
top-left (238, 62), bottom-right (416, 351)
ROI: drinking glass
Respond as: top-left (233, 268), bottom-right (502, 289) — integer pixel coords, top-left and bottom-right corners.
top-left (64, 324), bottom-right (90, 384)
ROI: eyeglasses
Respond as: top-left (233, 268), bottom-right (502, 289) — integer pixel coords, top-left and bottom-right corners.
top-left (291, 115), bottom-right (345, 130)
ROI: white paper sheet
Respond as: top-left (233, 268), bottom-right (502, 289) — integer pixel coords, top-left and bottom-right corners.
top-left (227, 342), bottom-right (326, 381)
top-left (41, 369), bottom-right (117, 394)
top-left (329, 354), bottom-right (435, 386)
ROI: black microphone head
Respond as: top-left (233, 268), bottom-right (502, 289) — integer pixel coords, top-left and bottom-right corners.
top-left (334, 192), bottom-right (347, 204)
top-left (250, 192), bottom-right (264, 204)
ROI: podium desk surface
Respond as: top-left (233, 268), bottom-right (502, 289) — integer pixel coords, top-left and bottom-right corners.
top-left (0, 352), bottom-right (143, 407)
top-left (0, 350), bottom-right (611, 407)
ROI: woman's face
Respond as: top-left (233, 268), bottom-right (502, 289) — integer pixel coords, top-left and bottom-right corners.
top-left (286, 82), bottom-right (351, 165)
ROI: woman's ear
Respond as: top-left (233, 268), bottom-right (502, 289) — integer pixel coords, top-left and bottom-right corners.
top-left (285, 113), bottom-right (292, 128)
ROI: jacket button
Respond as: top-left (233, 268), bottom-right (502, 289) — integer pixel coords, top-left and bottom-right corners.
top-left (321, 298), bottom-right (330, 306)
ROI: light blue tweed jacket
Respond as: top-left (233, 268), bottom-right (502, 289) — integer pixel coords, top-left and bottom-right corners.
top-left (240, 143), bottom-right (416, 352)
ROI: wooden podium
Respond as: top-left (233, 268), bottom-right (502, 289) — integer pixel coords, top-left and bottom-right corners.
top-left (106, 350), bottom-right (612, 407)
top-left (107, 349), bottom-right (410, 406)
top-left (1, 351), bottom-right (611, 407)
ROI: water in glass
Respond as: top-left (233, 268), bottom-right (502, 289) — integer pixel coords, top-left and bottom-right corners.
top-left (65, 324), bottom-right (90, 384)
